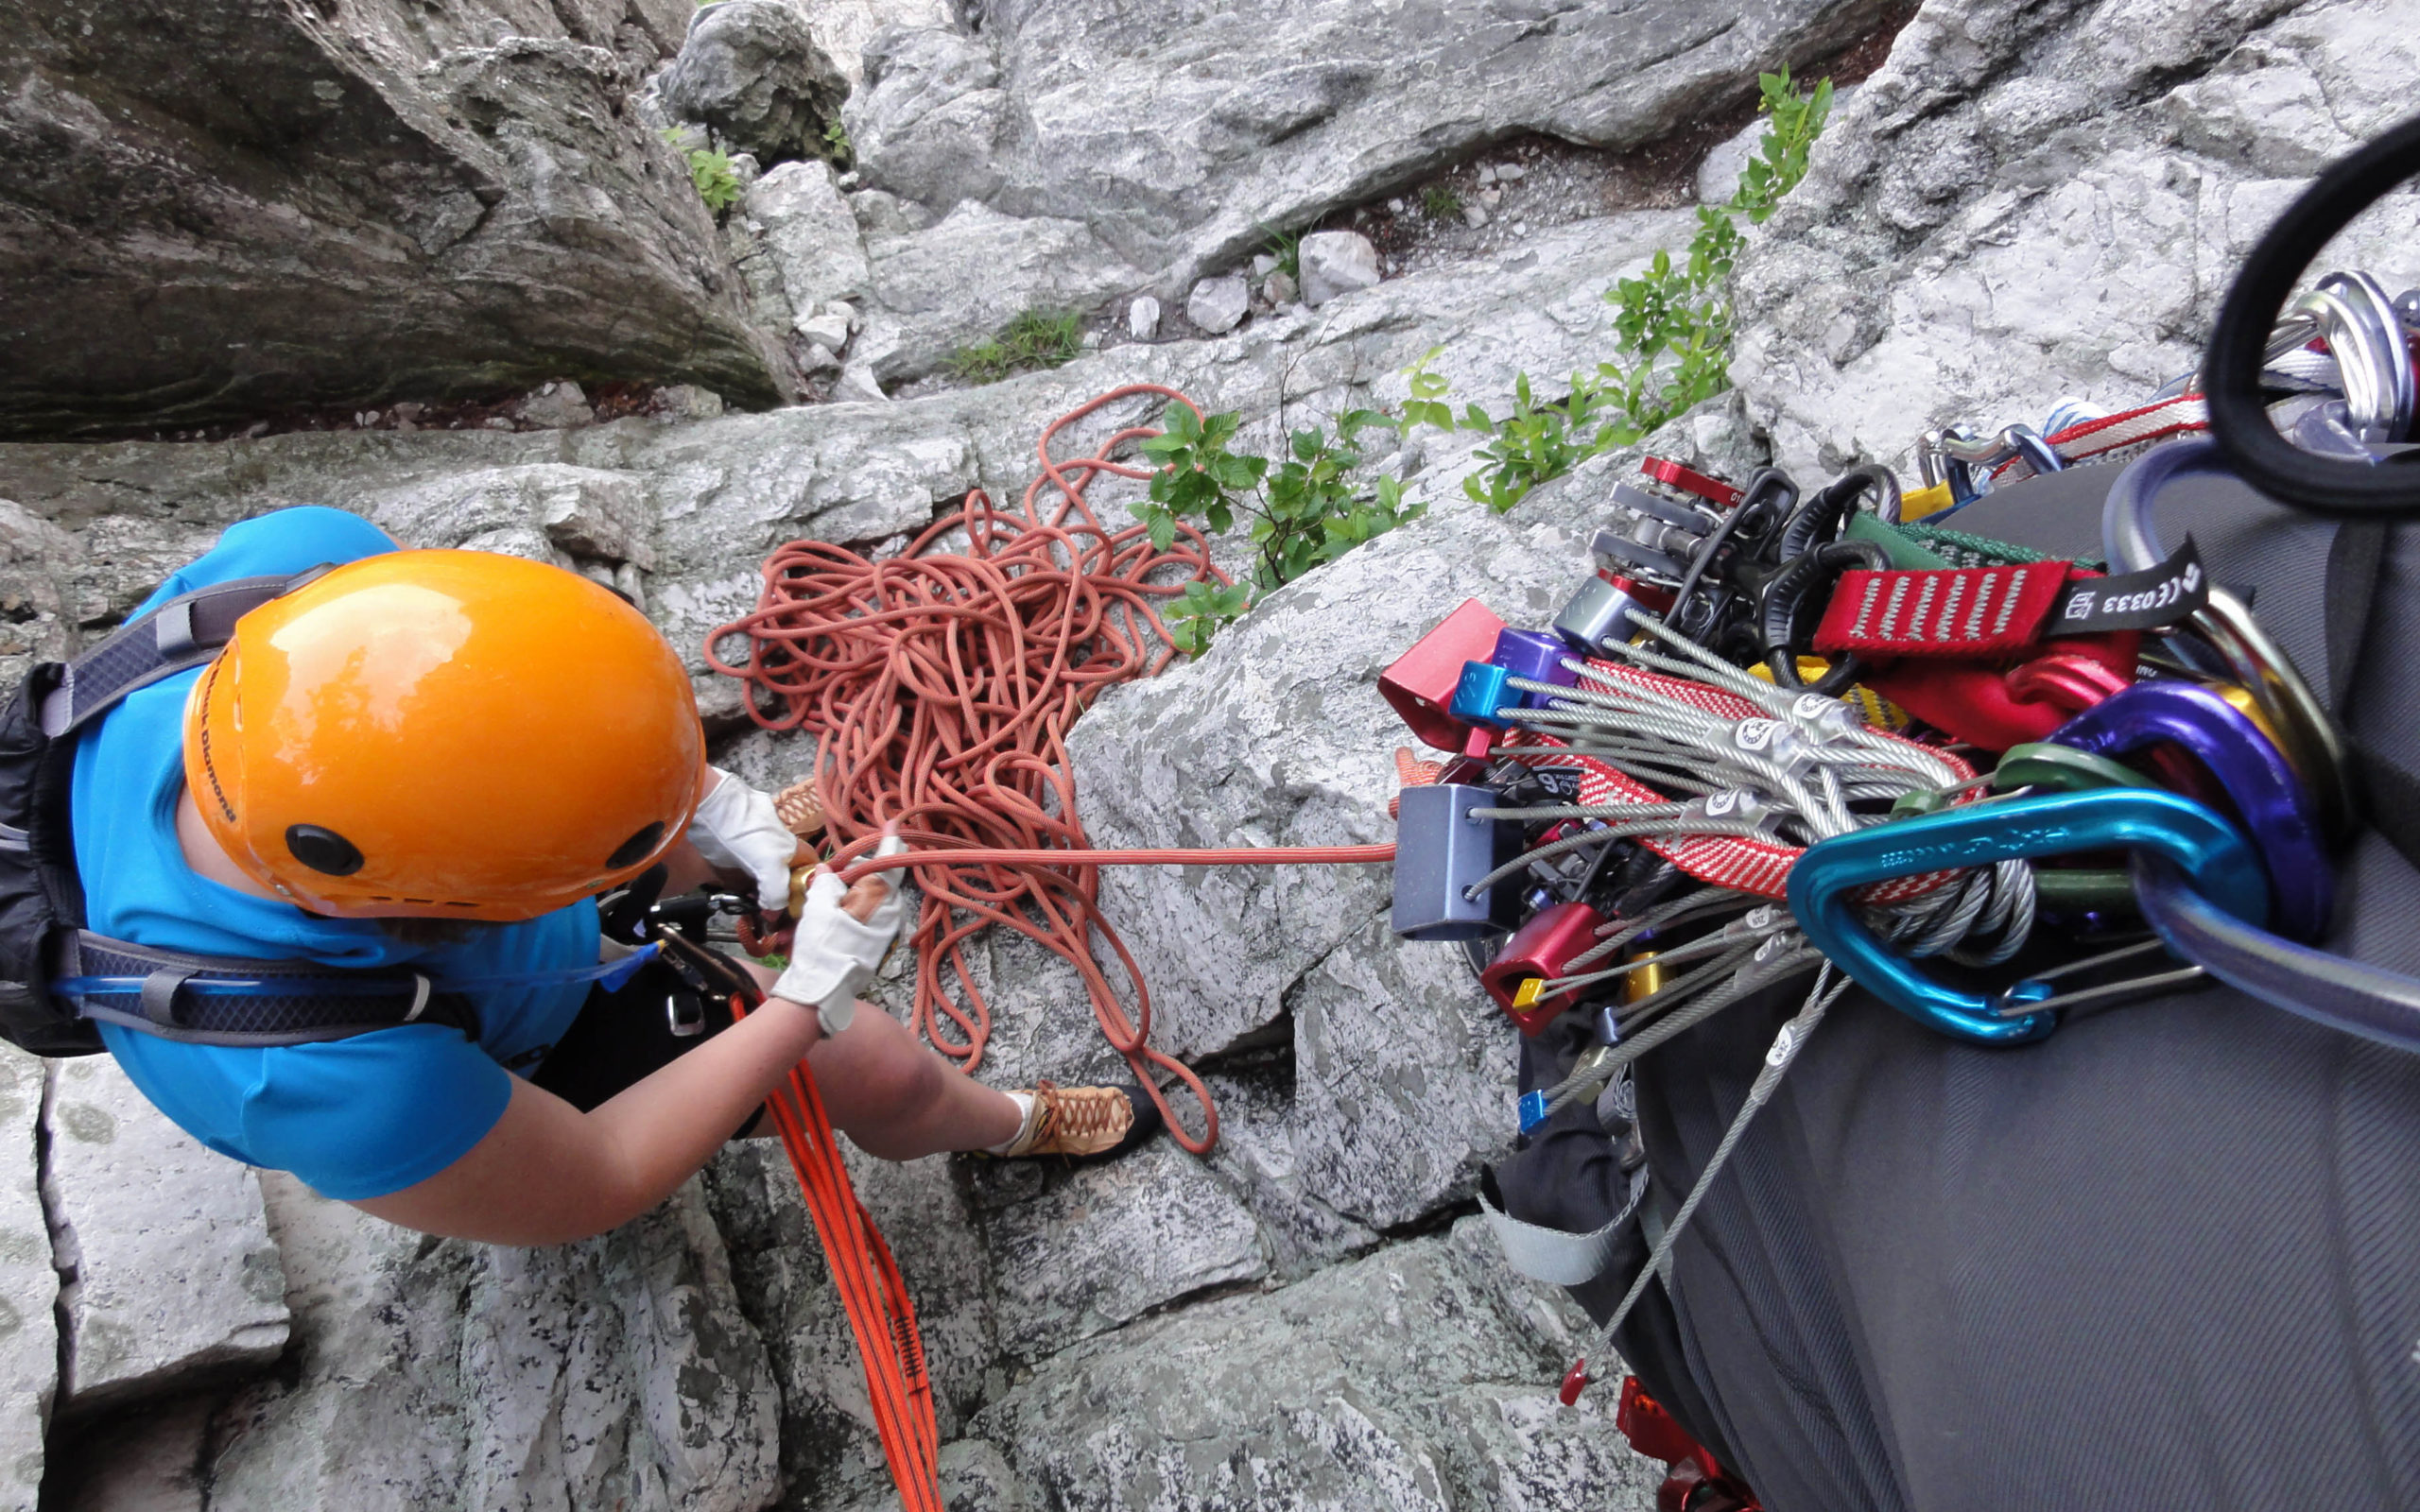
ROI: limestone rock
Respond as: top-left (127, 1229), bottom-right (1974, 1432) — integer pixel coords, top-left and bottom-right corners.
top-left (970, 1223), bottom-right (1664, 1511)
top-left (0, 1050), bottom-right (52, 1510)
top-left (1730, 0), bottom-right (2420, 480)
top-left (1298, 231), bottom-right (1380, 307)
top-left (1262, 268), bottom-right (1299, 307)
top-left (852, 203), bottom-right (1145, 382)
top-left (845, 26), bottom-right (1017, 216)
top-left (510, 381), bottom-right (595, 431)
top-left (787, 0), bottom-right (959, 88)
top-left (851, 0), bottom-right (1893, 301)
top-left (1128, 295), bottom-right (1162, 339)
top-left (0, 0), bottom-right (791, 438)
top-left (210, 1174), bottom-right (780, 1511)
top-left (702, 1141), bottom-right (998, 1507)
top-left (47, 1393), bottom-right (213, 1512)
top-left (796, 306), bottom-right (856, 351)
top-left (42, 1058), bottom-right (286, 1413)
top-left (745, 160), bottom-right (875, 334)
top-left (661, 0), bottom-right (851, 164)
top-left (364, 463), bottom-right (658, 574)
top-left (967, 1137), bottom-right (1268, 1360)
top-left (1187, 274), bottom-right (1252, 335)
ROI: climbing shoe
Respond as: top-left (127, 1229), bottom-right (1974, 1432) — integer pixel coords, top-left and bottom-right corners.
top-left (988, 1081), bottom-right (1162, 1160)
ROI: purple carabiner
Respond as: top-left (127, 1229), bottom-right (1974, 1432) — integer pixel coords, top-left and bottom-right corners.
top-left (2046, 680), bottom-right (2330, 941)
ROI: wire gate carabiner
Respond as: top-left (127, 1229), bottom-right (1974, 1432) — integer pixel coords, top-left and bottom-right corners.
top-left (1412, 112), bottom-right (2420, 1416)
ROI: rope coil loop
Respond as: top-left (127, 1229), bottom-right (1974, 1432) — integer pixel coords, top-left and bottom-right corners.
top-left (707, 386), bottom-right (1238, 1151)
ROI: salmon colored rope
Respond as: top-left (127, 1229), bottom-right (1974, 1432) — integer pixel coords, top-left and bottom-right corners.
top-left (706, 386), bottom-right (1392, 1154)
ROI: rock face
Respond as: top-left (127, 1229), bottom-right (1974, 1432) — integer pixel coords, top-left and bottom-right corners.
top-left (0, 1051), bottom-right (52, 1511)
top-left (0, 0), bottom-right (2400, 1505)
top-left (0, 0), bottom-right (793, 438)
top-left (208, 1172), bottom-right (780, 1510)
top-left (966, 1222), bottom-right (1663, 1512)
top-left (661, 1), bottom-right (850, 165)
top-left (42, 1059), bottom-right (288, 1412)
top-left (845, 0), bottom-right (1892, 310)
top-left (1298, 231), bottom-right (1380, 307)
top-left (1732, 0), bottom-right (2420, 478)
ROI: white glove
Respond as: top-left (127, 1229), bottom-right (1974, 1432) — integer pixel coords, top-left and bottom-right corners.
top-left (770, 834), bottom-right (908, 1037)
top-left (686, 768), bottom-right (798, 912)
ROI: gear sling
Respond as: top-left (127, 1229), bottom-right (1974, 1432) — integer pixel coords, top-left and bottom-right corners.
top-left (0, 568), bottom-right (478, 1055)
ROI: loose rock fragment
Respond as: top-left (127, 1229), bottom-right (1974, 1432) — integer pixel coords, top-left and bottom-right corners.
top-left (1186, 274), bottom-right (1251, 335)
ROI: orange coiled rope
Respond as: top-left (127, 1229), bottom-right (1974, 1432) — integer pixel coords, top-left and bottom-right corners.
top-left (706, 386), bottom-right (1400, 1154)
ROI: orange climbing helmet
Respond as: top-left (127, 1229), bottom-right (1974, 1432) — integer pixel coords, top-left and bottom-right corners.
top-left (182, 550), bottom-right (705, 922)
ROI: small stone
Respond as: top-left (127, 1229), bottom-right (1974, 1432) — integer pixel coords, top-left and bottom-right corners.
top-left (836, 170), bottom-right (860, 189)
top-left (1388, 198), bottom-right (1405, 215)
top-left (389, 401), bottom-right (423, 422)
top-left (1479, 186), bottom-right (1501, 206)
top-left (1512, 222), bottom-right (1528, 235)
top-left (649, 385), bottom-right (725, 420)
top-left (240, 421), bottom-right (268, 439)
top-left (1476, 165), bottom-right (1496, 186)
top-left (1495, 163), bottom-right (1527, 182)
top-left (1080, 330), bottom-right (1101, 348)
top-left (1251, 253), bottom-right (1278, 278)
top-left (483, 416), bottom-right (516, 431)
top-left (794, 307), bottom-right (852, 350)
top-left (1263, 269), bottom-right (1298, 306)
top-left (835, 365), bottom-right (888, 403)
top-left (800, 341), bottom-right (842, 374)
top-left (1462, 203), bottom-right (1490, 229)
top-left (1297, 230), bottom-right (1380, 306)
top-left (1127, 295), bottom-right (1161, 339)
top-left (821, 299), bottom-right (857, 330)
top-left (512, 380), bottom-right (592, 429)
top-left (1186, 274), bottom-right (1250, 335)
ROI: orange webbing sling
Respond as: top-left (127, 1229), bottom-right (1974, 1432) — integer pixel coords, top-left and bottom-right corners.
top-left (733, 989), bottom-right (943, 1511)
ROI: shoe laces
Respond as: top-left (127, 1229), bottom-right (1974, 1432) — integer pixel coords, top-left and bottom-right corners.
top-left (1032, 1080), bottom-right (1123, 1143)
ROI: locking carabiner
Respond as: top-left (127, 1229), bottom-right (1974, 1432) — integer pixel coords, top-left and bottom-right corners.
top-left (2043, 679), bottom-right (2332, 941)
top-left (2101, 438), bottom-right (2355, 839)
top-left (1787, 789), bottom-right (2271, 1045)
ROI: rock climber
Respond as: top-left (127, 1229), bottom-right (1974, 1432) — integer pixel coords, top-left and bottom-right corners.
top-left (74, 505), bottom-right (1158, 1245)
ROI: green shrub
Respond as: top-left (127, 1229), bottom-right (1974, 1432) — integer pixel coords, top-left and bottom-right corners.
top-left (1411, 68), bottom-right (1832, 511)
top-left (944, 309), bottom-right (1084, 385)
top-left (1422, 184), bottom-right (1464, 220)
top-left (1139, 404), bottom-right (1425, 653)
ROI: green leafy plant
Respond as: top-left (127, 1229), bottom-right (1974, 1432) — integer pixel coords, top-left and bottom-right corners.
top-left (1404, 69), bottom-right (1831, 511)
top-left (822, 117), bottom-right (854, 165)
top-left (944, 308), bottom-right (1083, 384)
top-left (686, 146), bottom-right (742, 212)
top-left (1139, 404), bottom-right (1425, 653)
top-left (1422, 184), bottom-right (1464, 220)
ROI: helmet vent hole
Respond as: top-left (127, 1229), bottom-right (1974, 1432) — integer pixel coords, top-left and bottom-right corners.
top-left (608, 822), bottom-right (666, 870)
top-left (285, 825), bottom-right (365, 877)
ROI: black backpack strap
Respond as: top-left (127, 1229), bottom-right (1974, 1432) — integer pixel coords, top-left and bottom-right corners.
top-left (40, 568), bottom-right (331, 738)
top-left (56, 932), bottom-right (483, 1049)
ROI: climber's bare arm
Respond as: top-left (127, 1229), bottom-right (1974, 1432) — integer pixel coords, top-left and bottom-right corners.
top-left (351, 995), bottom-right (826, 1246)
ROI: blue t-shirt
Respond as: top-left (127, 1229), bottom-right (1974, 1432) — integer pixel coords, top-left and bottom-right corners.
top-left (71, 507), bottom-right (598, 1199)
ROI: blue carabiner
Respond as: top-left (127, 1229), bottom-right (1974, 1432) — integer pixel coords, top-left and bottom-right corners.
top-left (1787, 788), bottom-right (2271, 1045)
top-left (2044, 680), bottom-right (2331, 941)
